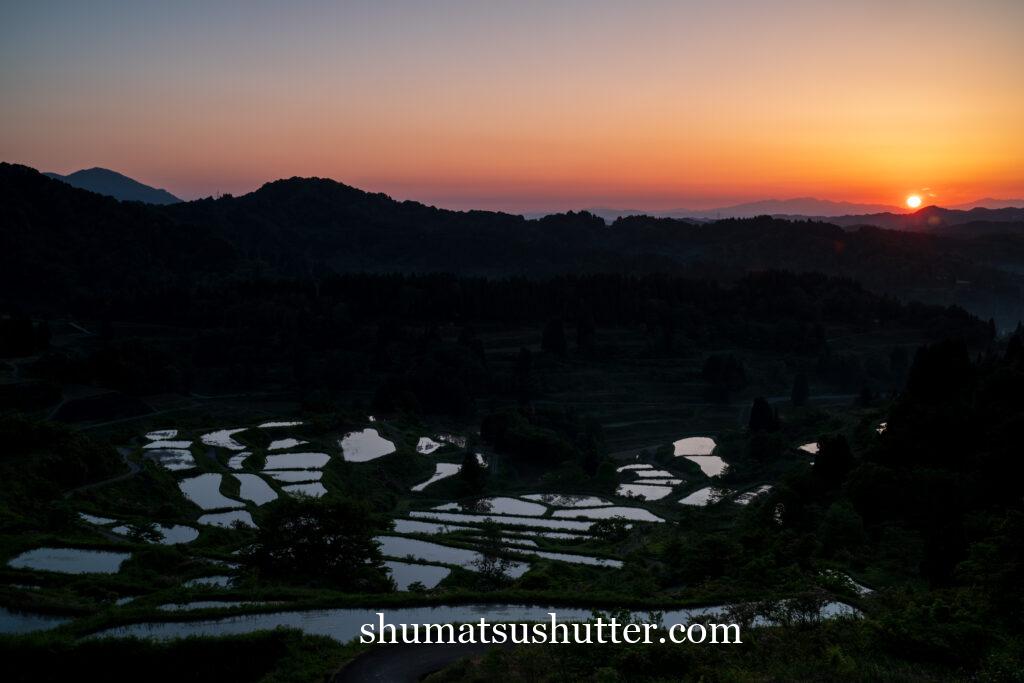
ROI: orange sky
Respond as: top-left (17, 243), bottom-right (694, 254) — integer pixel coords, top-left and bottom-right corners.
top-left (2, 1), bottom-right (1022, 211)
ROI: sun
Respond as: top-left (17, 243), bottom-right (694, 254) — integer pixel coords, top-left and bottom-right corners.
top-left (906, 194), bottom-right (923, 209)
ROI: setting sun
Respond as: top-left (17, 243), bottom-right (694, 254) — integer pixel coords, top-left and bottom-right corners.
top-left (906, 195), bottom-right (923, 209)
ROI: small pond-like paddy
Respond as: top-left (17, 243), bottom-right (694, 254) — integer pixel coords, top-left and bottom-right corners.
top-left (339, 429), bottom-right (396, 462)
top-left (233, 474), bottom-right (278, 506)
top-left (416, 437), bottom-right (443, 454)
top-left (0, 606), bottom-right (71, 634)
top-left (201, 428), bottom-right (247, 451)
top-left (145, 448), bottom-right (196, 471)
top-left (111, 523), bottom-right (199, 545)
top-left (283, 482), bottom-right (328, 498)
top-left (198, 511), bottom-right (256, 529)
top-left (375, 536), bottom-right (529, 577)
top-left (616, 483), bottom-right (673, 501)
top-left (673, 436), bottom-right (717, 456)
top-left (552, 507), bottom-right (663, 522)
top-left (266, 470), bottom-right (323, 482)
top-left (8, 547), bottom-right (130, 574)
top-left (411, 463), bottom-right (461, 492)
top-left (268, 438), bottom-right (306, 451)
top-left (461, 497), bottom-right (547, 516)
top-left (409, 510), bottom-right (593, 532)
top-left (679, 487), bottom-right (729, 506)
top-left (90, 601), bottom-right (858, 643)
top-left (521, 494), bottom-right (612, 507)
top-left (179, 474), bottom-right (244, 510)
top-left (684, 456), bottom-right (728, 478)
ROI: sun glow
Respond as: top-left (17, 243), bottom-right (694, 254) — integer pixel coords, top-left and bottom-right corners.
top-left (906, 194), bottom-right (923, 209)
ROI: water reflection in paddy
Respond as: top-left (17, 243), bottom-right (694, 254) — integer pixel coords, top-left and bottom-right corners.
top-left (266, 470), bottom-right (323, 482)
top-left (552, 507), bottom-right (663, 522)
top-left (678, 487), bottom-right (729, 506)
top-left (734, 485), bottom-right (773, 505)
top-left (283, 482), bottom-right (328, 498)
top-left (144, 440), bottom-right (192, 450)
top-left (411, 463), bottom-right (461, 492)
top-left (464, 497), bottom-right (547, 516)
top-left (684, 456), bottom-right (728, 477)
top-left (521, 494), bottom-right (613, 508)
top-left (200, 429), bottom-right (247, 451)
top-left (339, 429), bottom-right (396, 462)
top-left (393, 518), bottom-right (591, 542)
top-left (416, 437), bottom-right (443, 454)
top-left (673, 437), bottom-right (717, 456)
top-left (197, 511), bottom-right (256, 529)
top-left (409, 510), bottom-right (593, 532)
top-left (262, 452), bottom-right (330, 470)
top-left (146, 448), bottom-right (196, 471)
top-left (634, 469), bottom-right (675, 478)
top-left (233, 474), bottom-right (278, 505)
top-left (179, 474), bottom-right (244, 510)
top-left (184, 575), bottom-right (234, 588)
top-left (375, 536), bottom-right (529, 577)
top-left (227, 453), bottom-right (250, 470)
top-left (145, 429), bottom-right (179, 441)
top-left (0, 607), bottom-right (71, 634)
top-left (158, 601), bottom-right (268, 611)
top-left (79, 513), bottom-right (116, 526)
top-left (111, 523), bottom-right (199, 545)
top-left (268, 438), bottom-right (306, 451)
top-left (616, 483), bottom-right (673, 501)
top-left (91, 601), bottom-right (858, 643)
top-left (8, 547), bottom-right (130, 574)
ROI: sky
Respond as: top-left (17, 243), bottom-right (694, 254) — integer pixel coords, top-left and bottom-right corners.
top-left (2, 0), bottom-right (1023, 212)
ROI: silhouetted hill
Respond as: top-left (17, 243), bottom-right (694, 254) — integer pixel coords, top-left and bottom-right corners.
top-left (44, 167), bottom-right (180, 204)
top-left (820, 205), bottom-right (1024, 232)
top-left (950, 197), bottom-right (1024, 211)
top-left (3, 163), bottom-right (1023, 326)
top-left (1, 163), bottom-right (231, 305)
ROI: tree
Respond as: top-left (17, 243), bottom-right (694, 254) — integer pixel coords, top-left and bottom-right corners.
top-left (126, 521), bottom-right (161, 543)
top-left (471, 521), bottom-right (513, 588)
top-left (250, 498), bottom-right (391, 591)
top-left (460, 450), bottom-right (486, 493)
top-left (748, 397), bottom-right (779, 432)
top-left (812, 434), bottom-right (854, 488)
top-left (791, 373), bottom-right (809, 408)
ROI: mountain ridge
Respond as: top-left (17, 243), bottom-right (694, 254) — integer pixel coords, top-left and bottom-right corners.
top-left (43, 167), bottom-right (180, 204)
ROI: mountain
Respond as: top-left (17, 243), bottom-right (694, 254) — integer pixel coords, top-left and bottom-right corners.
top-left (950, 198), bottom-right (1024, 211)
top-left (43, 167), bottom-right (180, 204)
top-left (821, 205), bottom-right (1024, 232)
top-left (578, 198), bottom-right (903, 222)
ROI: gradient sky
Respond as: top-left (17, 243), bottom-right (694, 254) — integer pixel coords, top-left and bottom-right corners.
top-left (2, 0), bottom-right (1023, 211)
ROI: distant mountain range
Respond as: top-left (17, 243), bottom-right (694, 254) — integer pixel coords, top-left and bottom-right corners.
top-left (43, 167), bottom-right (180, 204)
top-left (581, 198), bottom-right (906, 221)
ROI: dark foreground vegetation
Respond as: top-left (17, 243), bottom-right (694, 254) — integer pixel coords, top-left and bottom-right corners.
top-left (2, 162), bottom-right (1023, 681)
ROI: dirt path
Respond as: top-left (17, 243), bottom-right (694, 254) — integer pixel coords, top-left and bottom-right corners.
top-left (63, 446), bottom-right (140, 499)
